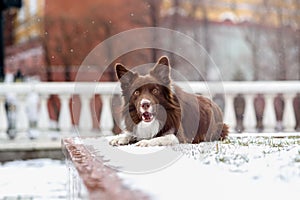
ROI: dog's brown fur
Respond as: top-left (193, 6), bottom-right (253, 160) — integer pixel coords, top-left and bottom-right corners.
top-left (113, 56), bottom-right (229, 145)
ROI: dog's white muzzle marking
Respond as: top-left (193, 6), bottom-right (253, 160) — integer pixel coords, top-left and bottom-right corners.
top-left (140, 98), bottom-right (152, 112)
top-left (140, 98), bottom-right (155, 122)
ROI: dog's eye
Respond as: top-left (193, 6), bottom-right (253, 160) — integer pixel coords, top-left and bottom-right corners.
top-left (134, 90), bottom-right (140, 96)
top-left (152, 88), bottom-right (158, 94)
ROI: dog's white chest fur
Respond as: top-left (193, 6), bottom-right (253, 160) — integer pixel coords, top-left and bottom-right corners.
top-left (133, 119), bottom-right (160, 140)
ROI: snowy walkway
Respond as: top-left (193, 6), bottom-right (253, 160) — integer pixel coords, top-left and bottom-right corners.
top-left (0, 159), bottom-right (67, 199)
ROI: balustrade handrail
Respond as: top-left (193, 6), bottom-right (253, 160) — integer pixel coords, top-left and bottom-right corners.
top-left (0, 81), bottom-right (299, 139)
top-left (186, 81), bottom-right (300, 94)
top-left (0, 81), bottom-right (299, 95)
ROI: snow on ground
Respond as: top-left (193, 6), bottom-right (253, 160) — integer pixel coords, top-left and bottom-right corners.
top-left (93, 135), bottom-right (300, 200)
top-left (0, 159), bottom-right (67, 199)
top-left (1, 134), bottom-right (300, 200)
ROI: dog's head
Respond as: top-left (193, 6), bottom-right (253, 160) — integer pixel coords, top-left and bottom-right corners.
top-left (115, 56), bottom-right (172, 123)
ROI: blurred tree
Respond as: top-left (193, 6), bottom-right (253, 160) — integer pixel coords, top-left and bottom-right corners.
top-left (263, 0), bottom-right (298, 80)
top-left (292, 0), bottom-right (300, 80)
top-left (238, 0), bottom-right (270, 82)
top-left (242, 23), bottom-right (262, 81)
top-left (160, 0), bottom-right (212, 80)
top-left (168, 0), bottom-right (180, 66)
top-left (145, 0), bottom-right (161, 62)
top-left (189, 0), bottom-right (211, 80)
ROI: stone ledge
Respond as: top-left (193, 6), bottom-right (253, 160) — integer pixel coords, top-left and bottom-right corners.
top-left (0, 149), bottom-right (63, 162)
top-left (0, 137), bottom-right (63, 162)
top-left (62, 137), bottom-right (149, 200)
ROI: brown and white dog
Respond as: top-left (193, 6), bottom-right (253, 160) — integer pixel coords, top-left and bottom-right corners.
top-left (110, 56), bottom-right (229, 147)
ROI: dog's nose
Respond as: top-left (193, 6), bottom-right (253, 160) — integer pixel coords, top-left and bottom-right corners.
top-left (141, 102), bottom-right (150, 110)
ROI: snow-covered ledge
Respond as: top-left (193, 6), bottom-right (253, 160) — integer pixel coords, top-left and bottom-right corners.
top-left (0, 81), bottom-right (299, 139)
top-left (62, 135), bottom-right (300, 200)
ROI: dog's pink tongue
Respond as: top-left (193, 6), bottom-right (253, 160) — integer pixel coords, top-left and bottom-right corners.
top-left (142, 112), bottom-right (152, 122)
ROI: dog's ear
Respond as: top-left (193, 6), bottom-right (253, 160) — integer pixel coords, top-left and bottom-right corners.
top-left (115, 63), bottom-right (129, 80)
top-left (150, 56), bottom-right (171, 85)
top-left (115, 63), bottom-right (137, 89)
top-left (157, 56), bottom-right (169, 67)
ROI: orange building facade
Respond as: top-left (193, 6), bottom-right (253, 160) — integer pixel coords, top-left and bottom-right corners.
top-left (4, 0), bottom-right (154, 82)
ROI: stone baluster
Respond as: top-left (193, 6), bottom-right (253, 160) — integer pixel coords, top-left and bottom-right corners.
top-left (0, 96), bottom-right (8, 136)
top-left (244, 94), bottom-right (256, 132)
top-left (283, 94), bottom-right (296, 132)
top-left (16, 94), bottom-right (29, 136)
top-left (38, 94), bottom-right (50, 131)
top-left (263, 94), bottom-right (276, 132)
top-left (224, 93), bottom-right (236, 132)
top-left (100, 94), bottom-right (114, 135)
top-left (59, 94), bottom-right (72, 133)
top-left (79, 94), bottom-right (93, 133)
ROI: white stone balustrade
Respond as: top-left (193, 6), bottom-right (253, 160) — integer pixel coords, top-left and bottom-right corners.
top-left (79, 94), bottom-right (93, 132)
top-left (0, 96), bottom-right (8, 135)
top-left (223, 93), bottom-right (236, 131)
top-left (16, 94), bottom-right (30, 132)
top-left (99, 94), bottom-right (114, 135)
top-left (58, 94), bottom-right (72, 132)
top-left (244, 94), bottom-right (256, 132)
top-left (0, 81), bottom-right (299, 139)
top-left (263, 94), bottom-right (277, 132)
top-left (37, 94), bottom-right (50, 131)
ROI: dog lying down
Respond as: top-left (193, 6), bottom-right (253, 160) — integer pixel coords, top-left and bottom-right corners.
top-left (110, 56), bottom-right (229, 147)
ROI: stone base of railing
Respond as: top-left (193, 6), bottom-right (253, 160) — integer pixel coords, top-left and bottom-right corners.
top-left (0, 128), bottom-right (112, 162)
top-left (0, 136), bottom-right (63, 162)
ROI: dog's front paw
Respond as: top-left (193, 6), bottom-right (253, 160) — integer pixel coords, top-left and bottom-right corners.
top-left (109, 136), bottom-right (131, 146)
top-left (135, 139), bottom-right (153, 147)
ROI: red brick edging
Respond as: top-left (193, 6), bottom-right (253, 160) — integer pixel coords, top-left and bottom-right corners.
top-left (62, 138), bottom-right (149, 200)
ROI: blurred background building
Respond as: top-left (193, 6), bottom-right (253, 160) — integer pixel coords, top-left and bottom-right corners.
top-left (3, 0), bottom-right (300, 82)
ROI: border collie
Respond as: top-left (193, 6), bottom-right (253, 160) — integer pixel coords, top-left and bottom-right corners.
top-left (110, 56), bottom-right (229, 147)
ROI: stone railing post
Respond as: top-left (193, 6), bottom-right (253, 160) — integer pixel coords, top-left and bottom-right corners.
top-left (0, 96), bottom-right (8, 136)
top-left (100, 94), bottom-right (114, 135)
top-left (79, 94), bottom-right (93, 133)
top-left (224, 93), bottom-right (236, 131)
top-left (59, 94), bottom-right (72, 133)
top-left (37, 94), bottom-right (50, 131)
top-left (16, 94), bottom-right (29, 134)
top-left (263, 94), bottom-right (276, 132)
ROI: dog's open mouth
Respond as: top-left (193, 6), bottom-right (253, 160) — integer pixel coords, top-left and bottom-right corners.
top-left (142, 112), bottom-right (154, 122)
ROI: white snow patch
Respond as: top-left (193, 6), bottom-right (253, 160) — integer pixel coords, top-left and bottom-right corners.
top-left (109, 136), bottom-right (300, 200)
top-left (119, 156), bottom-right (300, 200)
top-left (0, 159), bottom-right (67, 199)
